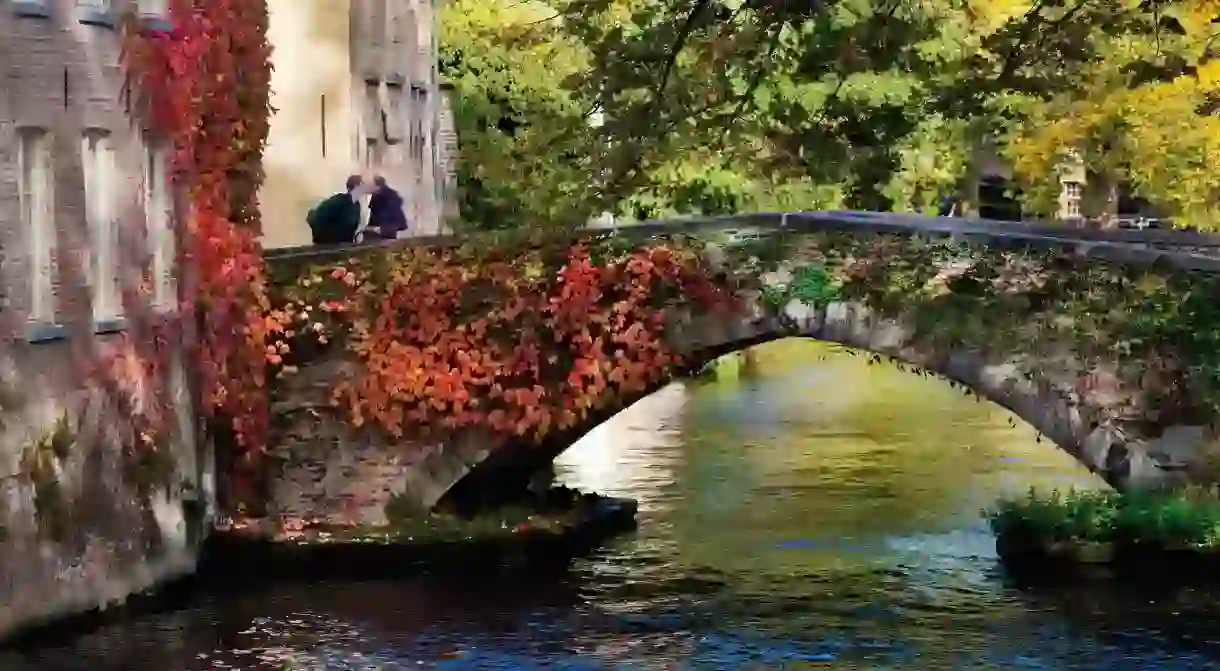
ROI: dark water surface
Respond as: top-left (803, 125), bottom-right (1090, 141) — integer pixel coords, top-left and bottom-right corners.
top-left (13, 340), bottom-right (1220, 669)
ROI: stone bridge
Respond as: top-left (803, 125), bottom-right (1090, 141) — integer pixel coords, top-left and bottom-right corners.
top-left (261, 213), bottom-right (1220, 525)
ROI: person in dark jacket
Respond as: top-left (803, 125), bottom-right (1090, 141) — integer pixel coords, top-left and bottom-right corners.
top-left (307, 174), bottom-right (364, 245)
top-left (364, 175), bottom-right (408, 241)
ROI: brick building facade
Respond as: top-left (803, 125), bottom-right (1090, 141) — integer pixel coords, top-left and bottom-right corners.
top-left (0, 0), bottom-right (209, 639)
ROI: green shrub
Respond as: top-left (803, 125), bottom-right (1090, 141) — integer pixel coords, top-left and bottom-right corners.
top-left (986, 487), bottom-right (1220, 549)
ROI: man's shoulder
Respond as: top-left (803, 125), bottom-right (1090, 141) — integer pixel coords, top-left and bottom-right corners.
top-left (319, 192), bottom-right (355, 209)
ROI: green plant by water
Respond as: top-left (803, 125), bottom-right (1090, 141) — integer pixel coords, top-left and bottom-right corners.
top-left (987, 487), bottom-right (1220, 549)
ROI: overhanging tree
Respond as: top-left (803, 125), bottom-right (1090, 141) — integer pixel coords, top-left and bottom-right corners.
top-left (550, 0), bottom-right (1220, 225)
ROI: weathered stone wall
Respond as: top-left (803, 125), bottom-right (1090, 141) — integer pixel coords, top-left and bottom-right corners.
top-left (265, 290), bottom-right (1193, 522)
top-left (0, 343), bottom-right (211, 640)
top-left (787, 301), bottom-right (1186, 487)
top-left (262, 219), bottom-right (1220, 523)
top-left (268, 354), bottom-right (489, 525)
top-left (0, 4), bottom-right (212, 640)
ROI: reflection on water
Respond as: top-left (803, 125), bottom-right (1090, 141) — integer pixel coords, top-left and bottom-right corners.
top-left (13, 339), bottom-right (1220, 669)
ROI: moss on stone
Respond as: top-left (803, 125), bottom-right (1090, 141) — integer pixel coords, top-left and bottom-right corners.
top-left (281, 488), bottom-right (608, 546)
top-left (22, 412), bottom-right (74, 543)
top-left (723, 231), bottom-right (1220, 433)
top-left (125, 447), bottom-right (177, 496)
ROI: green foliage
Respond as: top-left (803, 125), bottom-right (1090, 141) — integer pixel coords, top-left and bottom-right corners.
top-left (441, 0), bottom-right (1220, 226)
top-left (22, 413), bottom-right (74, 542)
top-left (440, 0), bottom-right (600, 230)
top-left (997, 2), bottom-right (1220, 226)
top-left (761, 264), bottom-right (842, 310)
top-left (988, 487), bottom-right (1220, 549)
top-left (439, 0), bottom-right (1220, 226)
top-left (548, 0), bottom-right (1034, 213)
top-left (882, 116), bottom-right (972, 214)
top-left (717, 231), bottom-right (1220, 430)
top-left (988, 489), bottom-right (1121, 544)
top-left (617, 153), bottom-right (847, 220)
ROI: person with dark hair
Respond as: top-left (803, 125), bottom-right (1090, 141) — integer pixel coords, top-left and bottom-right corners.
top-left (306, 174), bottom-right (364, 245)
top-left (364, 175), bottom-right (408, 241)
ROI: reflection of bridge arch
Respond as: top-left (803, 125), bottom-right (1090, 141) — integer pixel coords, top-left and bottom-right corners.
top-left (265, 211), bottom-right (1220, 517)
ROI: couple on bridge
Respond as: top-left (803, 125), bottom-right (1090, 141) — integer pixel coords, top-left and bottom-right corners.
top-left (307, 174), bottom-right (408, 245)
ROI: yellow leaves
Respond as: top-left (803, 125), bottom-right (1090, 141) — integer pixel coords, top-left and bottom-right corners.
top-left (1000, 2), bottom-right (1220, 228)
top-left (965, 0), bottom-right (1034, 36)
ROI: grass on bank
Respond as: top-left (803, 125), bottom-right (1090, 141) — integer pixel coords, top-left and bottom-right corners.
top-left (987, 487), bottom-right (1220, 550)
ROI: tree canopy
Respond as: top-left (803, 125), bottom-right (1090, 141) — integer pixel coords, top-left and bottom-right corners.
top-left (441, 0), bottom-right (1220, 229)
top-left (439, 0), bottom-right (599, 230)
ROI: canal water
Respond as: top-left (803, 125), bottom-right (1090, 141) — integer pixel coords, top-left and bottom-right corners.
top-left (12, 339), bottom-right (1220, 669)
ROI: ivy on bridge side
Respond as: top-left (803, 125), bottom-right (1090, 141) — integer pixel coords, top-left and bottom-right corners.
top-left (263, 224), bottom-right (1220, 462)
top-left (264, 236), bottom-right (737, 442)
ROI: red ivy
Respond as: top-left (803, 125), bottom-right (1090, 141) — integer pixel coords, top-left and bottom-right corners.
top-left (122, 0), bottom-right (274, 457)
top-left (270, 243), bottom-right (739, 443)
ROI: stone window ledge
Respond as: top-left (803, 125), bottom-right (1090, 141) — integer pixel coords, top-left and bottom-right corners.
top-left (26, 323), bottom-right (66, 343)
top-left (93, 317), bottom-right (126, 334)
top-left (12, 1), bottom-right (51, 19)
top-left (76, 7), bottom-right (116, 28)
top-left (26, 318), bottom-right (128, 343)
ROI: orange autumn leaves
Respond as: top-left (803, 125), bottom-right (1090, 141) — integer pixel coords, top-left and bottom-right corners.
top-left (123, 0), bottom-right (275, 455)
top-left (271, 243), bottom-right (737, 443)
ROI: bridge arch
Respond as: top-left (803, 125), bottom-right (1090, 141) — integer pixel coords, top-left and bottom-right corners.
top-left (438, 299), bottom-right (1150, 513)
top-left (264, 212), bottom-right (1220, 522)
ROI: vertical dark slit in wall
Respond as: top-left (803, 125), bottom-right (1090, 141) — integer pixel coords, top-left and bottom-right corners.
top-left (63, 68), bottom-right (69, 109)
top-left (320, 95), bottom-right (327, 157)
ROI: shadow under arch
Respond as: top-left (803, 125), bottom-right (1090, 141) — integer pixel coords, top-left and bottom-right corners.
top-left (441, 333), bottom-right (780, 510)
top-left (439, 306), bottom-right (1119, 512)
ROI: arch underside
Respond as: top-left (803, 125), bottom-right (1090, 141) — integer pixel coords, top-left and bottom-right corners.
top-left (436, 300), bottom-right (1171, 512)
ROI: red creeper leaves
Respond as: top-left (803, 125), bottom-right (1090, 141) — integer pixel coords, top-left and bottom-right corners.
top-left (123, 0), bottom-right (274, 458)
top-left (276, 243), bottom-right (739, 446)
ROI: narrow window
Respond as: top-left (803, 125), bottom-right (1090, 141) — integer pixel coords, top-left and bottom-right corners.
top-left (1063, 181), bottom-right (1083, 219)
top-left (82, 130), bottom-right (120, 321)
top-left (412, 89), bottom-right (427, 165)
top-left (388, 0), bottom-right (405, 47)
top-left (19, 129), bottom-right (55, 324)
top-left (384, 83), bottom-right (404, 144)
top-left (414, 7), bottom-right (429, 81)
top-left (363, 83), bottom-right (382, 143)
top-left (144, 141), bottom-right (174, 310)
top-left (320, 94), bottom-right (327, 157)
top-left (365, 139), bottom-right (379, 168)
top-left (370, 0), bottom-right (387, 48)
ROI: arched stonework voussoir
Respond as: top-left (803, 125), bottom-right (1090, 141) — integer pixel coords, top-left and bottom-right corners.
top-left (454, 230), bottom-right (1220, 504)
top-left (264, 218), bottom-right (1220, 523)
top-left (714, 231), bottom-right (1220, 492)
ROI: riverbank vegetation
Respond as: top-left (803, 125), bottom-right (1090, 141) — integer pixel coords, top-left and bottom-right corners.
top-left (441, 0), bottom-right (1220, 230)
top-left (987, 488), bottom-right (1220, 561)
